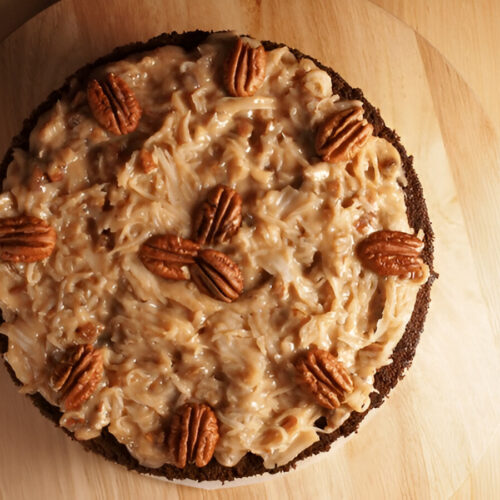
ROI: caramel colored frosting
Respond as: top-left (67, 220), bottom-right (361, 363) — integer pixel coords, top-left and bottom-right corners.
top-left (0, 33), bottom-right (428, 469)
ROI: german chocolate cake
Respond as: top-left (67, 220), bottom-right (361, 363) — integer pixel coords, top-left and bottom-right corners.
top-left (0, 31), bottom-right (435, 482)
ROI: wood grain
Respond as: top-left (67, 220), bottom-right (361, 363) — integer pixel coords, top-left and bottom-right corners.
top-left (371, 0), bottom-right (500, 134)
top-left (0, 1), bottom-right (499, 498)
top-left (0, 0), bottom-right (58, 41)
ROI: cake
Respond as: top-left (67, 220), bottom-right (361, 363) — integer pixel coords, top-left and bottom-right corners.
top-left (0, 30), bottom-right (436, 482)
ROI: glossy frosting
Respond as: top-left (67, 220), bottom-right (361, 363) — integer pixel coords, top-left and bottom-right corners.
top-left (0, 33), bottom-right (428, 469)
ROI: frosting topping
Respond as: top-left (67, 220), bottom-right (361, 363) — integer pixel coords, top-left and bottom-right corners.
top-left (0, 33), bottom-right (428, 469)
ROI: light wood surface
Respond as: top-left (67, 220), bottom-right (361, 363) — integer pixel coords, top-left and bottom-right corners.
top-left (0, 1), bottom-right (499, 499)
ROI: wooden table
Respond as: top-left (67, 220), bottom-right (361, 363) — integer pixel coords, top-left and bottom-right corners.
top-left (1, 1), bottom-right (499, 498)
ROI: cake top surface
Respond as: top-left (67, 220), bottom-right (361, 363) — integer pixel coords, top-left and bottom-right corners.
top-left (0, 32), bottom-right (428, 470)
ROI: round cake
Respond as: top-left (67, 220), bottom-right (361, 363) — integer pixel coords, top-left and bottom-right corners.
top-left (0, 30), bottom-right (435, 482)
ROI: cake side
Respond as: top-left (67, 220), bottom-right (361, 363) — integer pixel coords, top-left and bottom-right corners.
top-left (0, 30), bottom-right (436, 482)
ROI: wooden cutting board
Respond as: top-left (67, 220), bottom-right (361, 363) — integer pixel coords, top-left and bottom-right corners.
top-left (1, 1), bottom-right (499, 498)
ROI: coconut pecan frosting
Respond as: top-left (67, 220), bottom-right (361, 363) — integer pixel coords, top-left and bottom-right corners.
top-left (0, 32), bottom-right (429, 471)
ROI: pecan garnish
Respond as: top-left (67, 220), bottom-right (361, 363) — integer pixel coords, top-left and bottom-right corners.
top-left (87, 73), bottom-right (142, 135)
top-left (191, 249), bottom-right (243, 302)
top-left (47, 164), bottom-right (65, 182)
top-left (316, 107), bottom-right (373, 163)
top-left (193, 185), bottom-right (242, 245)
top-left (356, 230), bottom-right (424, 277)
top-left (225, 38), bottom-right (267, 97)
top-left (166, 403), bottom-right (219, 468)
top-left (354, 212), bottom-right (376, 235)
top-left (28, 166), bottom-right (46, 191)
top-left (0, 215), bottom-right (56, 263)
top-left (295, 347), bottom-right (353, 410)
top-left (280, 415), bottom-right (298, 433)
top-left (139, 234), bottom-right (200, 281)
top-left (139, 149), bottom-right (157, 173)
top-left (50, 344), bottom-right (103, 411)
top-left (75, 322), bottom-right (104, 343)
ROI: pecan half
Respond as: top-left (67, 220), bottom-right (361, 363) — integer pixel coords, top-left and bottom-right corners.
top-left (50, 344), bottom-right (103, 411)
top-left (225, 38), bottom-right (267, 97)
top-left (0, 215), bottom-right (56, 263)
top-left (87, 73), bottom-right (142, 135)
top-left (295, 347), bottom-right (353, 410)
top-left (191, 249), bottom-right (243, 302)
top-left (139, 234), bottom-right (200, 280)
top-left (356, 230), bottom-right (424, 277)
top-left (193, 185), bottom-right (242, 245)
top-left (166, 403), bottom-right (219, 468)
top-left (316, 107), bottom-right (373, 163)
